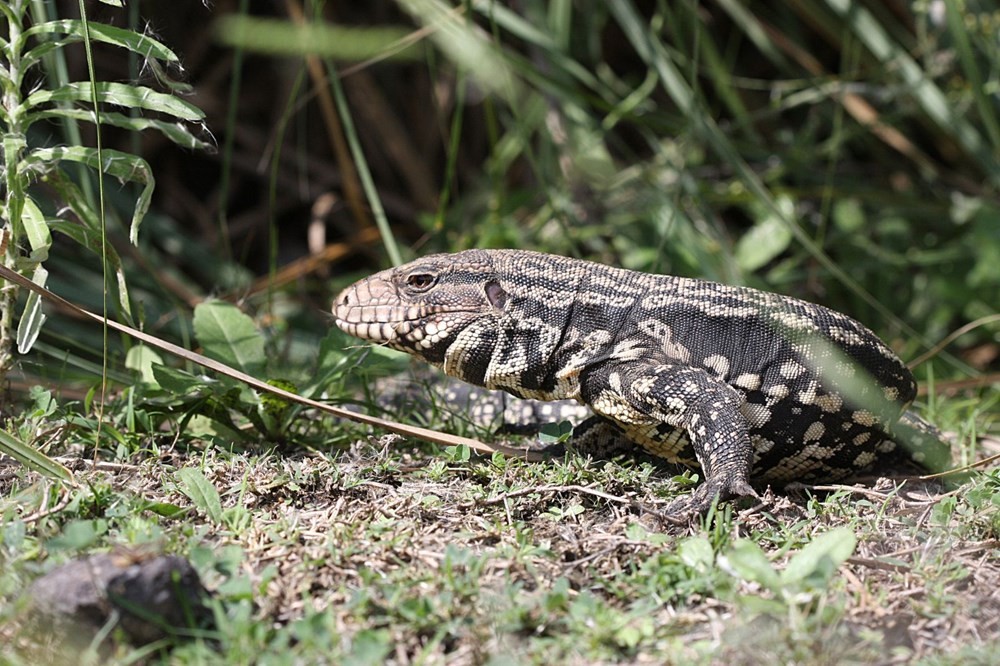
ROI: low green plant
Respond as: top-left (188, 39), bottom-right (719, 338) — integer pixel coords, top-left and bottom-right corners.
top-left (118, 299), bottom-right (359, 448)
top-left (0, 0), bottom-right (209, 384)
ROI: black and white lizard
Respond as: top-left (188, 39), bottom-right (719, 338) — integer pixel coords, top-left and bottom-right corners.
top-left (333, 249), bottom-right (949, 514)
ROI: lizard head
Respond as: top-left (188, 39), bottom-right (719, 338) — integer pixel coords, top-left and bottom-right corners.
top-left (332, 250), bottom-right (507, 367)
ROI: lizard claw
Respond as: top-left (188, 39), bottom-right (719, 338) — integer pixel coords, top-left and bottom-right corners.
top-left (652, 475), bottom-right (761, 525)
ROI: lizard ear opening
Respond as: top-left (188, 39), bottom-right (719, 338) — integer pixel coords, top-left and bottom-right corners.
top-left (485, 281), bottom-right (507, 310)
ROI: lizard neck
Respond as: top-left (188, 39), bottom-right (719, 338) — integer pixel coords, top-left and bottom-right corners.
top-left (474, 252), bottom-right (657, 402)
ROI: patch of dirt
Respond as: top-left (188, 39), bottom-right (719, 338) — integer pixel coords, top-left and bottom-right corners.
top-left (6, 439), bottom-right (999, 663)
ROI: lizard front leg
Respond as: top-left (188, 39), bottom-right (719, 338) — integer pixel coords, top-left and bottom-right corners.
top-left (581, 362), bottom-right (759, 516)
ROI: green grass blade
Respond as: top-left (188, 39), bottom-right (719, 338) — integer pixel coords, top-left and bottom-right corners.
top-left (944, 1), bottom-right (1000, 153)
top-left (823, 0), bottom-right (1000, 183)
top-left (325, 59), bottom-right (402, 266)
top-left (214, 15), bottom-right (421, 61)
top-left (0, 427), bottom-right (74, 482)
top-left (605, 0), bottom-right (943, 355)
top-left (396, 0), bottom-right (522, 105)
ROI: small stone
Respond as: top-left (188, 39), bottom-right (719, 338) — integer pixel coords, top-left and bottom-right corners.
top-left (28, 550), bottom-right (211, 646)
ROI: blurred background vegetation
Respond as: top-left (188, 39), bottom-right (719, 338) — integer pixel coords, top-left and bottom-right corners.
top-left (2, 0), bottom-right (998, 430)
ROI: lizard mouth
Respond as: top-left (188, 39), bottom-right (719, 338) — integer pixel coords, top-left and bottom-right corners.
top-left (333, 278), bottom-right (479, 348)
top-left (334, 316), bottom-right (408, 343)
top-left (333, 305), bottom-right (472, 347)
top-left (333, 304), bottom-right (421, 342)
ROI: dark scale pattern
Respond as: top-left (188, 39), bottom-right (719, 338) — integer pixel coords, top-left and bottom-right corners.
top-left (334, 249), bottom-right (951, 514)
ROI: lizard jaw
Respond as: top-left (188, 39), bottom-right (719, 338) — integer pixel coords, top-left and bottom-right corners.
top-left (333, 280), bottom-right (478, 352)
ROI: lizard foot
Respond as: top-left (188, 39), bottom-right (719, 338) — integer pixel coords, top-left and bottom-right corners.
top-left (650, 476), bottom-right (760, 526)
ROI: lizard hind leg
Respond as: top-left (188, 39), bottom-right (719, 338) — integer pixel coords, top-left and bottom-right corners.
top-left (584, 362), bottom-right (760, 518)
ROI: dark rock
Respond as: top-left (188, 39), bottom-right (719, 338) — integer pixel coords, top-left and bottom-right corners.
top-left (28, 550), bottom-right (212, 645)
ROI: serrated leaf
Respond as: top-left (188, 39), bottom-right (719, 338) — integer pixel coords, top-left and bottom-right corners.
top-left (16, 266), bottom-right (48, 354)
top-left (781, 527), bottom-right (856, 590)
top-left (193, 300), bottom-right (266, 377)
top-left (0, 427), bottom-right (74, 482)
top-left (22, 19), bottom-right (178, 69)
top-left (23, 146), bottom-right (153, 244)
top-left (176, 467), bottom-right (224, 524)
top-left (30, 109), bottom-right (213, 151)
top-left (24, 82), bottom-right (204, 121)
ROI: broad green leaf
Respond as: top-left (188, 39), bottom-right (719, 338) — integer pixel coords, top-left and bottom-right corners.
top-left (150, 366), bottom-right (200, 394)
top-left (0, 427), bottom-right (74, 482)
top-left (734, 197), bottom-right (795, 272)
top-left (720, 539), bottom-right (781, 592)
top-left (176, 468), bottom-right (224, 525)
top-left (24, 82), bottom-right (204, 121)
top-left (29, 386), bottom-right (57, 418)
top-left (193, 300), bottom-right (267, 377)
top-left (215, 16), bottom-right (420, 61)
top-left (22, 146), bottom-right (154, 244)
top-left (346, 629), bottom-right (393, 666)
top-left (781, 527), bottom-right (857, 590)
top-left (677, 536), bottom-right (715, 573)
top-left (833, 199), bottom-right (865, 233)
top-left (142, 501), bottom-right (186, 518)
top-left (47, 519), bottom-right (107, 551)
top-left (126, 345), bottom-right (164, 386)
top-left (16, 266), bottom-right (48, 354)
top-left (29, 109), bottom-right (213, 151)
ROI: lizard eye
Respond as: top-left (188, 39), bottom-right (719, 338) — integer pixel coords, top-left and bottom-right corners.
top-left (405, 272), bottom-right (436, 291)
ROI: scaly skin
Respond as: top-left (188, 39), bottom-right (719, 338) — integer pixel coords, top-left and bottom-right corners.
top-left (334, 249), bottom-right (949, 514)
